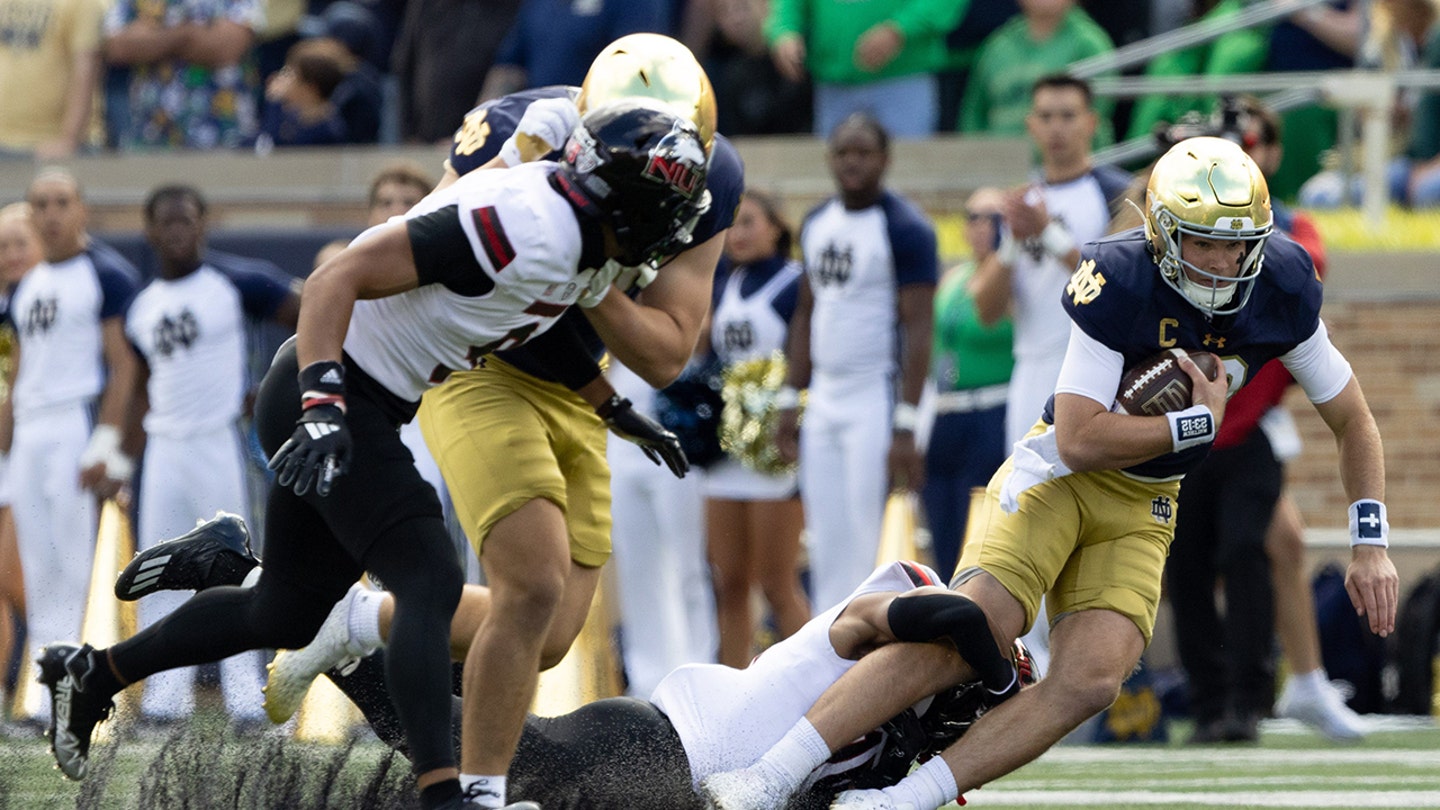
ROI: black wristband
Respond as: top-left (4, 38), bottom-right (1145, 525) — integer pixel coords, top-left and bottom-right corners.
top-left (298, 360), bottom-right (346, 411)
top-left (595, 394), bottom-right (627, 420)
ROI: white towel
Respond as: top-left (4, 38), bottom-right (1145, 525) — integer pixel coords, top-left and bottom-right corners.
top-left (999, 428), bottom-right (1073, 513)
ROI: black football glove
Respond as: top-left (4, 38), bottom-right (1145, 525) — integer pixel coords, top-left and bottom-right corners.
top-left (268, 361), bottom-right (353, 497)
top-left (597, 394), bottom-right (688, 479)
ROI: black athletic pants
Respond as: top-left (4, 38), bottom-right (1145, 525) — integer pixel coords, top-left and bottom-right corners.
top-left (109, 339), bottom-right (464, 774)
top-left (1168, 428), bottom-right (1282, 723)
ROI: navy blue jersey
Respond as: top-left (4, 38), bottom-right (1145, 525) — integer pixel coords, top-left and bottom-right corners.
top-left (448, 87), bottom-right (579, 176)
top-left (1051, 227), bottom-right (1322, 479)
top-left (444, 86), bottom-right (746, 384)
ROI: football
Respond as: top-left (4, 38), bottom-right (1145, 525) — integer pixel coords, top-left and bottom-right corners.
top-left (1116, 349), bottom-right (1221, 416)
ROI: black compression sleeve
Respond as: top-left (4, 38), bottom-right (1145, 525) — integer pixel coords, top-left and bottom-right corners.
top-left (887, 593), bottom-right (1015, 693)
top-left (406, 204), bottom-right (495, 297)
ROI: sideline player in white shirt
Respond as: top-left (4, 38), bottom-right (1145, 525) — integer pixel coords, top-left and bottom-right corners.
top-left (38, 101), bottom-right (711, 810)
top-left (777, 114), bottom-right (937, 613)
top-left (124, 184), bottom-right (301, 729)
top-left (970, 75), bottom-right (1130, 450)
top-left (4, 170), bottom-right (139, 721)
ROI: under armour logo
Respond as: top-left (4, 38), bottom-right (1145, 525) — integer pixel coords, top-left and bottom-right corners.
top-left (1150, 496), bottom-right (1173, 525)
top-left (1202, 334), bottom-right (1226, 349)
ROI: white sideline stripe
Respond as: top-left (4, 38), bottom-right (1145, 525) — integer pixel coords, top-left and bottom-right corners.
top-left (1013, 775), bottom-right (1440, 789)
top-left (1033, 747), bottom-right (1440, 766)
top-left (964, 790), bottom-right (1440, 807)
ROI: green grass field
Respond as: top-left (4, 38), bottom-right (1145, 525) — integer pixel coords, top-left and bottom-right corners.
top-left (2, 716), bottom-right (1437, 809)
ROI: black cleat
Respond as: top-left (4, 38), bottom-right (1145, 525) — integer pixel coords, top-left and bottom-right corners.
top-left (37, 643), bottom-right (115, 780)
top-left (114, 512), bottom-right (260, 601)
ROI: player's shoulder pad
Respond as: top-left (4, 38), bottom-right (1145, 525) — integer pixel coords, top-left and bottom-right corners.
top-left (1260, 229), bottom-right (1320, 296)
top-left (1063, 228), bottom-right (1155, 344)
top-left (1250, 229), bottom-right (1322, 340)
top-left (453, 162), bottom-right (583, 277)
top-left (448, 85), bottom-right (579, 177)
top-left (697, 133), bottom-right (745, 237)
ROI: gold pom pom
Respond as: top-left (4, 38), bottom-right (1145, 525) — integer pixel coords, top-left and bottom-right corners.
top-left (718, 351), bottom-right (802, 476)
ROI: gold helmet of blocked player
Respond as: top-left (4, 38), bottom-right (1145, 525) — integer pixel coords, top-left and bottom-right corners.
top-left (578, 33), bottom-right (717, 155)
top-left (1145, 136), bottom-right (1272, 317)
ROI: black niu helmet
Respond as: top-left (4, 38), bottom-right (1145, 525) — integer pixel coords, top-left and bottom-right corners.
top-left (557, 99), bottom-right (712, 269)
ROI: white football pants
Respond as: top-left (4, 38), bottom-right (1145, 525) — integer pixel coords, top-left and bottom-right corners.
top-left (10, 403), bottom-right (97, 721)
top-left (800, 373), bottom-right (892, 613)
top-left (137, 429), bottom-right (266, 721)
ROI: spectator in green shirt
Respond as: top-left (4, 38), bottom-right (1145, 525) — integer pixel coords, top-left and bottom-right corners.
top-left (960, 0), bottom-right (1115, 146)
top-left (764, 0), bottom-right (967, 137)
top-left (1124, 0), bottom-right (1268, 143)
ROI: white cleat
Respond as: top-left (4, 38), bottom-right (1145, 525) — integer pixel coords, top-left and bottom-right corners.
top-left (263, 583), bottom-right (375, 724)
top-left (1275, 677), bottom-right (1367, 741)
top-left (699, 766), bottom-right (792, 810)
top-left (831, 790), bottom-right (914, 810)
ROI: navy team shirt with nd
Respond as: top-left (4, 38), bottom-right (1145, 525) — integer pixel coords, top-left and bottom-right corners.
top-left (445, 86), bottom-right (745, 385)
top-left (1051, 227), bottom-right (1322, 480)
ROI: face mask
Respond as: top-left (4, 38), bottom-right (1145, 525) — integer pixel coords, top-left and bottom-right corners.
top-left (1177, 268), bottom-right (1237, 309)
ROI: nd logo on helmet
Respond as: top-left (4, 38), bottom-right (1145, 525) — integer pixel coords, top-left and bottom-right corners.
top-left (644, 121), bottom-right (706, 200)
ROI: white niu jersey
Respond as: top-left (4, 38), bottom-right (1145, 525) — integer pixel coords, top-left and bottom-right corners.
top-left (10, 248), bottom-right (134, 419)
top-left (650, 561), bottom-right (941, 785)
top-left (710, 260), bottom-right (801, 366)
top-left (343, 162), bottom-right (603, 402)
top-left (126, 266), bottom-right (253, 437)
top-left (1011, 175), bottom-right (1114, 361)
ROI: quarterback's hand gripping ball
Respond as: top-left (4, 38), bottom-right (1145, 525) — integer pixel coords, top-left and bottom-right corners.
top-left (1116, 349), bottom-right (1220, 416)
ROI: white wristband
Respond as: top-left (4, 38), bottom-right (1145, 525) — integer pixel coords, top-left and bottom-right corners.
top-left (1166, 404), bottom-right (1215, 453)
top-left (775, 385), bottom-right (801, 411)
top-left (79, 424), bottom-right (122, 469)
top-left (106, 451), bottom-right (135, 484)
top-left (1040, 220), bottom-right (1077, 259)
top-left (892, 402), bottom-right (919, 433)
top-left (1348, 499), bottom-right (1389, 548)
top-left (995, 232), bottom-right (1019, 266)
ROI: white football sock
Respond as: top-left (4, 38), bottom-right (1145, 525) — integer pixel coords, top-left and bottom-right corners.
top-left (883, 756), bottom-right (959, 810)
top-left (460, 774), bottom-right (507, 807)
top-left (757, 717), bottom-right (831, 789)
top-left (345, 586), bottom-right (386, 652)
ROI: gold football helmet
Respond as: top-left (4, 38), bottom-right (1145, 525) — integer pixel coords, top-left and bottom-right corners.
top-left (578, 33), bottom-right (717, 155)
top-left (1145, 136), bottom-right (1272, 317)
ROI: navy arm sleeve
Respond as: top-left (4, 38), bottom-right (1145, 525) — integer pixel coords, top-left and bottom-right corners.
top-left (882, 194), bottom-right (939, 287)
